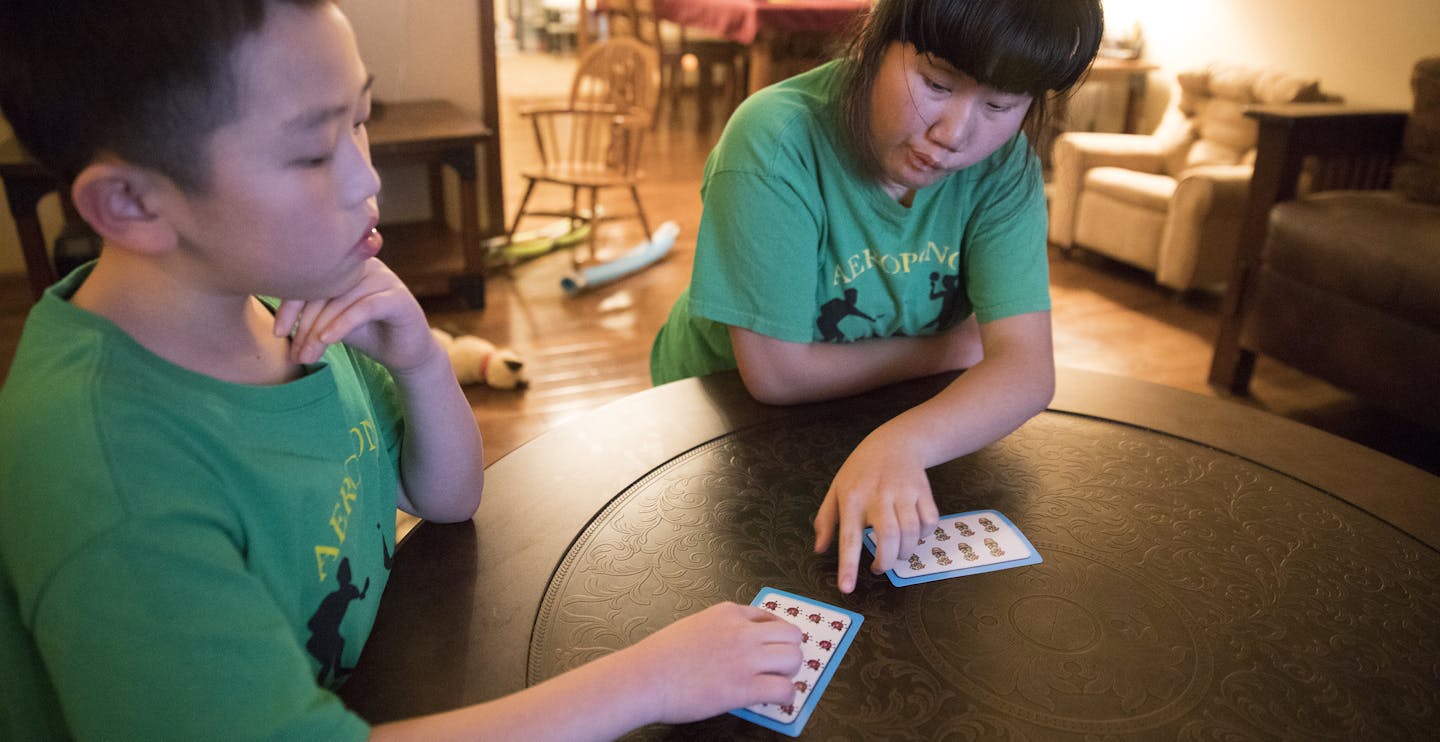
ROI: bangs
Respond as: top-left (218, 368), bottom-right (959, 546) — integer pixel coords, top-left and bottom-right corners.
top-left (904, 0), bottom-right (1102, 95)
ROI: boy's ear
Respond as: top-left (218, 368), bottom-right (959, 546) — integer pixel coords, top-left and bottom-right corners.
top-left (69, 161), bottom-right (180, 254)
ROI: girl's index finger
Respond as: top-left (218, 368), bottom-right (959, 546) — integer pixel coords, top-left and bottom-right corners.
top-left (836, 522), bottom-right (864, 594)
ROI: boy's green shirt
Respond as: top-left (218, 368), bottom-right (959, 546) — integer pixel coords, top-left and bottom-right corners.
top-left (0, 265), bottom-right (399, 740)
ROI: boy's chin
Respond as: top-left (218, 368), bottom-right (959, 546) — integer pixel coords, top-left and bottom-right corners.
top-left (277, 266), bottom-right (368, 303)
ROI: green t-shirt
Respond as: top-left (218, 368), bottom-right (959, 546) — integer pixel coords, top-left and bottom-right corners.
top-left (651, 61), bottom-right (1051, 385)
top-left (0, 266), bottom-right (402, 740)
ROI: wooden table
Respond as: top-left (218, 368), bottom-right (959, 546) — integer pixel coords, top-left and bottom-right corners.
top-left (366, 99), bottom-right (502, 309)
top-left (1, 99), bottom-right (502, 308)
top-left (655, 0), bottom-right (869, 92)
top-left (340, 367), bottom-right (1440, 738)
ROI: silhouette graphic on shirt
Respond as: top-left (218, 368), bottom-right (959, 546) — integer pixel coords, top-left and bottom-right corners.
top-left (817, 288), bottom-right (875, 341)
top-left (306, 557), bottom-right (370, 685)
top-left (923, 272), bottom-right (960, 330)
top-left (377, 522), bottom-right (393, 571)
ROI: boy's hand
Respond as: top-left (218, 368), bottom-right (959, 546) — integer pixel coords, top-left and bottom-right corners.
top-left (813, 429), bottom-right (940, 594)
top-left (273, 258), bottom-right (436, 372)
top-left (628, 602), bottom-right (803, 724)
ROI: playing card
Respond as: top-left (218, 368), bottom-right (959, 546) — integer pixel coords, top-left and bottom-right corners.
top-left (730, 587), bottom-right (863, 737)
top-left (862, 509), bottom-right (1042, 586)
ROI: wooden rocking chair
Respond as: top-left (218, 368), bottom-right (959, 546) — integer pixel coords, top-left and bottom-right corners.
top-left (508, 36), bottom-right (661, 266)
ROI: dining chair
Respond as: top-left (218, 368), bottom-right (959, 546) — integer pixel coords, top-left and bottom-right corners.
top-left (598, 0), bottom-right (747, 129)
top-left (508, 36), bottom-right (662, 267)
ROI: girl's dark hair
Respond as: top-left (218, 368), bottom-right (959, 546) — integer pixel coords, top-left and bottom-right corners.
top-left (837, 0), bottom-right (1104, 177)
top-left (0, 0), bottom-right (328, 191)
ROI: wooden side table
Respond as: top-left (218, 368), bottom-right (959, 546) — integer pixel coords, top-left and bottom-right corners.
top-left (1040, 57), bottom-right (1158, 171)
top-left (0, 136), bottom-right (62, 301)
top-left (1087, 57), bottom-right (1160, 135)
top-left (367, 99), bottom-right (504, 309)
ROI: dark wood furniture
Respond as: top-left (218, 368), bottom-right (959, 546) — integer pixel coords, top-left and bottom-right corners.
top-left (341, 367), bottom-right (1440, 739)
top-left (367, 99), bottom-right (503, 308)
top-left (586, 1), bottom-right (869, 93)
top-left (592, 0), bottom-right (750, 132)
top-left (1208, 103), bottom-right (1440, 428)
top-left (0, 136), bottom-right (64, 301)
top-left (1039, 57), bottom-right (1158, 172)
top-left (744, 0), bottom-right (870, 91)
top-left (1084, 57), bottom-right (1159, 135)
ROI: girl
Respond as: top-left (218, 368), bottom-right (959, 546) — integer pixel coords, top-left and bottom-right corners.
top-left (652, 0), bottom-right (1104, 593)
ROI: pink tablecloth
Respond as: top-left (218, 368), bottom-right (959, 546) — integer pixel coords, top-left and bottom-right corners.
top-left (658, 0), bottom-right (870, 45)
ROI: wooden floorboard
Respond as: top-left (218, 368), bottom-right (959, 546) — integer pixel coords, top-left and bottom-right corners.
top-left (1, 50), bottom-right (1434, 479)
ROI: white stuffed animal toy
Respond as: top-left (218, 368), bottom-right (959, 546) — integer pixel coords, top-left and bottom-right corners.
top-left (430, 328), bottom-right (529, 390)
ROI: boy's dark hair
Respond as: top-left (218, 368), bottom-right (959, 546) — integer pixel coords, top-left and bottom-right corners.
top-left (837, 0), bottom-right (1104, 177)
top-left (0, 0), bottom-right (327, 192)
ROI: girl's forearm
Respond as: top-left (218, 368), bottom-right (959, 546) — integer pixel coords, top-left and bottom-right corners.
top-left (877, 347), bottom-right (1054, 468)
top-left (730, 321), bottom-right (980, 405)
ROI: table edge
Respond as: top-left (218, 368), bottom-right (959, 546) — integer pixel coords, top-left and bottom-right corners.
top-left (358, 367), bottom-right (1437, 713)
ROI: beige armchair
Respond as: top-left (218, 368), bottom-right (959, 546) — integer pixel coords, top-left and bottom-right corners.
top-left (1048, 64), bottom-right (1330, 291)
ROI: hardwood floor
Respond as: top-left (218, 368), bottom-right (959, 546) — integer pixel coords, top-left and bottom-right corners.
top-left (1, 50), bottom-right (1434, 479)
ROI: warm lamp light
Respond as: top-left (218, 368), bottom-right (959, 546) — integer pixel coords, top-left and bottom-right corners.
top-left (1102, 0), bottom-right (1143, 30)
top-left (1100, 0), bottom-right (1145, 59)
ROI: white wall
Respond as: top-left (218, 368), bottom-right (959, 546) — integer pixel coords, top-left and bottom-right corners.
top-left (1104, 0), bottom-right (1440, 133)
top-left (342, 0), bottom-right (483, 224)
top-left (343, 0), bottom-right (482, 113)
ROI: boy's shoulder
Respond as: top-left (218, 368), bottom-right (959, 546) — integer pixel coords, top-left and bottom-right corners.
top-left (0, 274), bottom-right (241, 569)
top-left (0, 287), bottom-right (138, 603)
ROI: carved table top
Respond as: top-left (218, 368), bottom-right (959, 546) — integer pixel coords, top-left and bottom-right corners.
top-left (342, 369), bottom-right (1440, 739)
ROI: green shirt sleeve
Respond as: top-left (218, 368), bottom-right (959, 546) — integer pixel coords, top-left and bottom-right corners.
top-left (960, 137), bottom-right (1051, 324)
top-left (689, 168), bottom-right (824, 343)
top-left (35, 523), bottom-right (371, 741)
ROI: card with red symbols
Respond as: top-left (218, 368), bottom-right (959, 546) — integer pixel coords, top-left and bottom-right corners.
top-left (730, 587), bottom-right (863, 737)
top-left (862, 509), bottom-right (1042, 586)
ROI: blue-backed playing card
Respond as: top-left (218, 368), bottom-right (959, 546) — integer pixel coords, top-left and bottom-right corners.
top-left (863, 509), bottom-right (1042, 587)
top-left (730, 587), bottom-right (863, 737)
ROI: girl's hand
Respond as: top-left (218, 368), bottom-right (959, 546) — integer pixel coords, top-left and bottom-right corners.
top-left (272, 258), bottom-right (436, 374)
top-left (813, 427), bottom-right (940, 594)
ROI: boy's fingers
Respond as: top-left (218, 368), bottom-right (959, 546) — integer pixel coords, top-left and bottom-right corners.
top-left (749, 674), bottom-right (798, 707)
top-left (309, 273), bottom-right (386, 342)
top-left (755, 636), bottom-right (803, 676)
top-left (919, 496), bottom-right (940, 536)
top-left (272, 300), bottom-right (301, 337)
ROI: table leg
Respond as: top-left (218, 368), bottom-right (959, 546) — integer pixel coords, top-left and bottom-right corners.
top-left (697, 54), bottom-right (715, 129)
top-left (4, 174), bottom-right (60, 300)
top-left (443, 147), bottom-right (486, 310)
top-left (748, 32), bottom-right (776, 94)
top-left (1122, 71), bottom-right (1148, 134)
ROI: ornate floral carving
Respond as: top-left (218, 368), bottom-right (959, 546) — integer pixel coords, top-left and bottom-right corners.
top-left (530, 411), bottom-right (1440, 739)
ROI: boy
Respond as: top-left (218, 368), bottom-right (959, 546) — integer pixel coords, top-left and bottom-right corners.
top-left (0, 2), bottom-right (801, 739)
